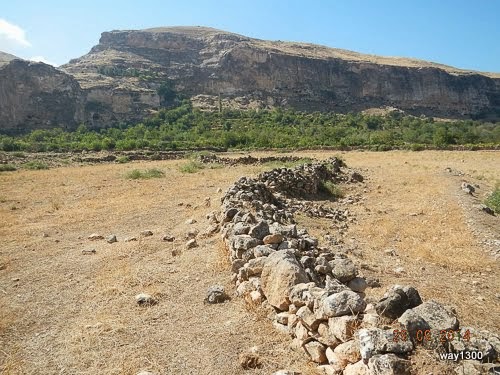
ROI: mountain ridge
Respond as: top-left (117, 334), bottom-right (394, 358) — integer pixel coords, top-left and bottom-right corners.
top-left (1, 26), bottom-right (499, 133)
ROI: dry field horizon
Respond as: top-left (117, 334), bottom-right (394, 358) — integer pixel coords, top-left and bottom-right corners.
top-left (0, 150), bottom-right (499, 374)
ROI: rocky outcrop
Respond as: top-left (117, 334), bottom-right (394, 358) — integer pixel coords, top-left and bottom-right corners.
top-left (61, 26), bottom-right (500, 127)
top-left (0, 59), bottom-right (86, 133)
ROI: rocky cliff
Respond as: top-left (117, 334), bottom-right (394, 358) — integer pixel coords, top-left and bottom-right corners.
top-left (0, 58), bottom-right (85, 133)
top-left (2, 27), bottom-right (500, 133)
top-left (61, 26), bottom-right (500, 126)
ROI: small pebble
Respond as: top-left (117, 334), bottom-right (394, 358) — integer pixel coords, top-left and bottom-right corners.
top-left (106, 235), bottom-right (117, 243)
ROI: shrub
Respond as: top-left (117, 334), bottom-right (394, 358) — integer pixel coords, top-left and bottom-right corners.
top-left (24, 161), bottom-right (49, 170)
top-left (179, 160), bottom-right (204, 173)
top-left (0, 164), bottom-right (17, 172)
top-left (116, 156), bottom-right (130, 164)
top-left (125, 168), bottom-right (165, 179)
top-left (320, 181), bottom-right (345, 199)
top-left (484, 187), bottom-right (500, 214)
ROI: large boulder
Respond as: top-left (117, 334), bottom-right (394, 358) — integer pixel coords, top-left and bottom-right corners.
top-left (261, 250), bottom-right (309, 310)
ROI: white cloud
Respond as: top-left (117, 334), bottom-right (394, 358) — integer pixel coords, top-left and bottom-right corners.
top-left (30, 55), bottom-right (57, 67)
top-left (0, 18), bottom-right (31, 49)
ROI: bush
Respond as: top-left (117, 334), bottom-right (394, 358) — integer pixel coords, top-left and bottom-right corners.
top-left (320, 181), bottom-right (345, 199)
top-left (179, 160), bottom-right (204, 173)
top-left (0, 164), bottom-right (17, 171)
top-left (484, 187), bottom-right (500, 214)
top-left (24, 161), bottom-right (49, 170)
top-left (125, 168), bottom-right (165, 179)
top-left (116, 156), bottom-right (130, 164)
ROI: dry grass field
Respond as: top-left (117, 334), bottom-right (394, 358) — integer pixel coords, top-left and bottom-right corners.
top-left (0, 150), bottom-right (499, 374)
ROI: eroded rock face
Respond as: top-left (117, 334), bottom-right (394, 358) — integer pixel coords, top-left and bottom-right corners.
top-left (0, 60), bottom-right (86, 133)
top-left (61, 26), bottom-right (500, 126)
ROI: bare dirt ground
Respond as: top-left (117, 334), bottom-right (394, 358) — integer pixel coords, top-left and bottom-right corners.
top-left (0, 150), bottom-right (499, 375)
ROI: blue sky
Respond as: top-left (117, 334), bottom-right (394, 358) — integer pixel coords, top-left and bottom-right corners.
top-left (1, 0), bottom-right (499, 72)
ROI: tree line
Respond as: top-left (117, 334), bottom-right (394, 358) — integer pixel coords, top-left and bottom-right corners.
top-left (0, 102), bottom-right (498, 152)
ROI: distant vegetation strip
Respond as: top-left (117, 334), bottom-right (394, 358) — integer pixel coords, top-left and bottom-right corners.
top-left (0, 102), bottom-right (498, 152)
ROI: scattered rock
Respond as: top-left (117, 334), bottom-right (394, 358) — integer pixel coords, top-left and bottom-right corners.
top-left (366, 277), bottom-right (381, 288)
top-left (171, 248), bottom-right (181, 256)
top-left (325, 347), bottom-right (348, 371)
top-left (479, 205), bottom-right (495, 216)
top-left (347, 277), bottom-right (368, 293)
top-left (162, 234), bottom-right (175, 242)
top-left (329, 258), bottom-right (357, 283)
top-left (88, 233), bottom-right (103, 240)
top-left (296, 305), bottom-right (322, 331)
top-left (398, 300), bottom-right (459, 339)
top-left (205, 285), bottom-right (227, 304)
top-left (81, 248), bottom-right (96, 255)
top-left (185, 218), bottom-right (197, 225)
top-left (185, 228), bottom-right (199, 239)
top-left (461, 182), bottom-right (475, 195)
top-left (272, 371), bottom-right (301, 375)
top-left (186, 239), bottom-right (198, 249)
top-left (343, 360), bottom-right (369, 375)
top-left (358, 328), bottom-right (413, 361)
top-left (320, 291), bottom-right (366, 318)
top-left (368, 353), bottom-right (411, 375)
top-left (248, 220), bottom-right (270, 239)
top-left (239, 349), bottom-right (261, 369)
top-left (263, 233), bottom-right (284, 245)
top-left (303, 340), bottom-right (327, 364)
top-left (333, 340), bottom-right (361, 364)
top-left (140, 230), bottom-right (153, 237)
top-left (329, 315), bottom-right (360, 343)
top-left (351, 172), bottom-right (364, 183)
top-left (124, 236), bottom-right (138, 242)
top-left (106, 234), bottom-right (117, 243)
top-left (248, 290), bottom-right (263, 304)
top-left (135, 293), bottom-right (157, 306)
top-left (376, 286), bottom-right (422, 320)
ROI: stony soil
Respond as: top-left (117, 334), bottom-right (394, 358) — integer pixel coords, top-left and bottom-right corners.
top-left (0, 150), bottom-right (498, 374)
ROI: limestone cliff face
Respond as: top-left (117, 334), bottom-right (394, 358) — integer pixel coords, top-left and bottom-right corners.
top-left (2, 27), bottom-right (500, 134)
top-left (0, 59), bottom-right (86, 133)
top-left (62, 26), bottom-right (500, 124)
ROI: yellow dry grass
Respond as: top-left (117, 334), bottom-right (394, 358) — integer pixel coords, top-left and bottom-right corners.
top-left (0, 160), bottom-right (310, 374)
top-left (0, 150), bottom-right (499, 374)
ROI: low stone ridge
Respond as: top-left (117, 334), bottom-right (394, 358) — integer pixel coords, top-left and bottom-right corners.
top-left (214, 158), bottom-right (499, 374)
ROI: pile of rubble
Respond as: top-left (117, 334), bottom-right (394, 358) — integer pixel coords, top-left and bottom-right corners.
top-left (214, 158), bottom-right (499, 374)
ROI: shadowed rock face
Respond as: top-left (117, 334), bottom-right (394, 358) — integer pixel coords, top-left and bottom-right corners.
top-left (0, 59), bottom-right (86, 133)
top-left (62, 26), bottom-right (500, 124)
